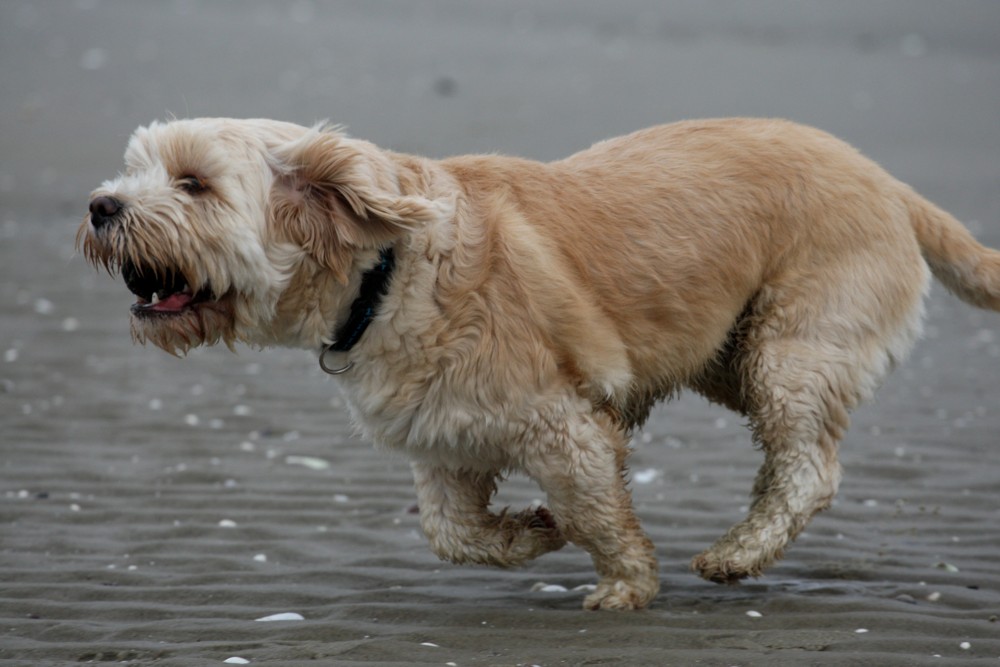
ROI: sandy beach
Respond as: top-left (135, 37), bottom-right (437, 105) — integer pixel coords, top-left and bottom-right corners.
top-left (2, 2), bottom-right (999, 665)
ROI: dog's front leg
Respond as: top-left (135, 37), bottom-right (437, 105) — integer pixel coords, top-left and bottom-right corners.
top-left (411, 462), bottom-right (566, 568)
top-left (524, 410), bottom-right (660, 611)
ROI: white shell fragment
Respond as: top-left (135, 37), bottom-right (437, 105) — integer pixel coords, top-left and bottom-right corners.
top-left (530, 582), bottom-right (568, 592)
top-left (223, 658), bottom-right (250, 665)
top-left (285, 455), bottom-right (331, 471)
top-left (632, 468), bottom-right (659, 484)
top-left (745, 610), bottom-right (763, 618)
top-left (254, 612), bottom-right (304, 622)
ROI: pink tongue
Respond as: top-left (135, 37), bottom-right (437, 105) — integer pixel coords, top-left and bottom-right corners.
top-left (152, 293), bottom-right (193, 311)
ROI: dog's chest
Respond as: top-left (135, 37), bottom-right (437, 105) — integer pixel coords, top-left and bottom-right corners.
top-left (338, 369), bottom-right (570, 471)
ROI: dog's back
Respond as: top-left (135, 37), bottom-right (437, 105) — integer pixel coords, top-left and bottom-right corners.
top-left (444, 118), bottom-right (1000, 424)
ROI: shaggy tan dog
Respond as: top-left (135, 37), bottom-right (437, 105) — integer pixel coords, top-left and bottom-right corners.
top-left (78, 117), bottom-right (1000, 610)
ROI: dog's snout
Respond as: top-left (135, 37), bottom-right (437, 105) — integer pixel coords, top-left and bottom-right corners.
top-left (89, 195), bottom-right (122, 229)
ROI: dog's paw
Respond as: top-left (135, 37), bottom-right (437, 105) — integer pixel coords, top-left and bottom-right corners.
top-left (502, 506), bottom-right (567, 564)
top-left (691, 544), bottom-right (771, 584)
top-left (582, 576), bottom-right (659, 611)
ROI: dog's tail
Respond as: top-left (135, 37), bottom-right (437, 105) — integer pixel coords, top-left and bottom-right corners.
top-left (906, 189), bottom-right (1000, 311)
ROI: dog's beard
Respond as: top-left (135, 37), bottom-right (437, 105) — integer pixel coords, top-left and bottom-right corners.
top-left (130, 296), bottom-right (236, 355)
top-left (79, 221), bottom-right (240, 356)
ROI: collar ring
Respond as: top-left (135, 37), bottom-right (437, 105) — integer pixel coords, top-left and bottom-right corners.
top-left (319, 344), bottom-right (354, 375)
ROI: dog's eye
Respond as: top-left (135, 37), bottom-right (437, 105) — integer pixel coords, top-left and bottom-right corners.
top-left (178, 175), bottom-right (208, 195)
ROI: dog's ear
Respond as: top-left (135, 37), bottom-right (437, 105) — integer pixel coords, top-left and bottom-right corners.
top-left (268, 127), bottom-right (444, 283)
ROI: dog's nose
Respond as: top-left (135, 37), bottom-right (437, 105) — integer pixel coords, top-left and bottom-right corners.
top-left (89, 196), bottom-right (122, 229)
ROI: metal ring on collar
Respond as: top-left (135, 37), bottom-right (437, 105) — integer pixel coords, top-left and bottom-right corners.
top-left (319, 344), bottom-right (354, 375)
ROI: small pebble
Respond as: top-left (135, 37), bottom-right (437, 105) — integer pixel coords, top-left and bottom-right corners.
top-left (855, 628), bottom-right (868, 634)
top-left (218, 519), bottom-right (237, 528)
top-left (927, 591), bottom-right (941, 602)
top-left (223, 658), bottom-right (250, 665)
top-left (935, 561), bottom-right (959, 572)
top-left (253, 554), bottom-right (267, 563)
top-left (959, 641), bottom-right (970, 650)
top-left (745, 610), bottom-right (762, 618)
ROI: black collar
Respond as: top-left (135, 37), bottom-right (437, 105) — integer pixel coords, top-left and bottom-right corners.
top-left (319, 247), bottom-right (395, 373)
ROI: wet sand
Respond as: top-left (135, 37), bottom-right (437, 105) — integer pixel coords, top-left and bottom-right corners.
top-left (2, 2), bottom-right (999, 665)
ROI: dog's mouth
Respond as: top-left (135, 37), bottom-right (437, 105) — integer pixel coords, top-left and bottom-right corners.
top-left (123, 259), bottom-right (217, 316)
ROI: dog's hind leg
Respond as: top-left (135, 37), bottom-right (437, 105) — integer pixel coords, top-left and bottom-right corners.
top-left (411, 462), bottom-right (566, 568)
top-left (522, 408), bottom-right (660, 610)
top-left (691, 258), bottom-right (927, 583)
top-left (691, 336), bottom-right (850, 583)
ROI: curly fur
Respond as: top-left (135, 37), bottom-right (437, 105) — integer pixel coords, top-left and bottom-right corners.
top-left (79, 117), bottom-right (1000, 610)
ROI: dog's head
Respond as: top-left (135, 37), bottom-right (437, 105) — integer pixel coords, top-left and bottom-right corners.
top-left (77, 118), bottom-right (447, 354)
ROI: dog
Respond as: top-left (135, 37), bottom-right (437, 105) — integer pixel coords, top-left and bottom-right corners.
top-left (78, 117), bottom-right (1000, 610)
